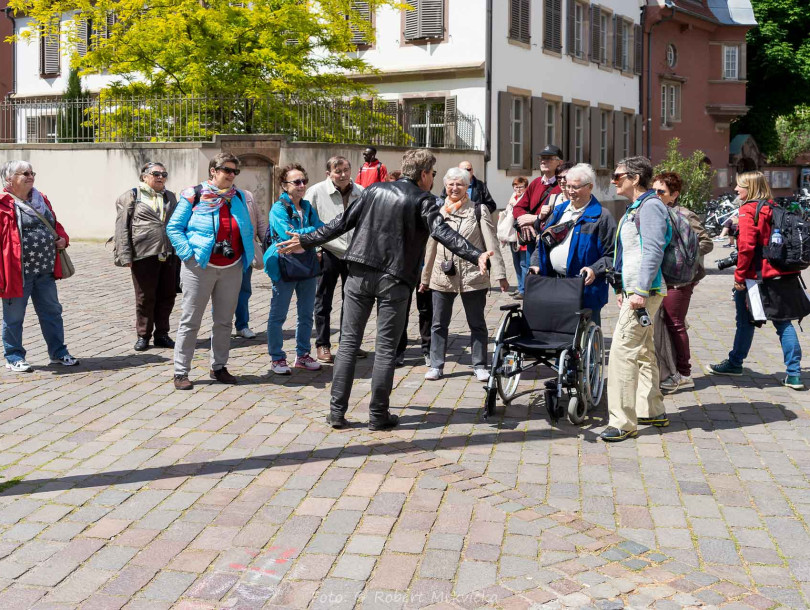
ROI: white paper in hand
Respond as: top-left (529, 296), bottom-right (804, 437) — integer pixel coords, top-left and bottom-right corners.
top-left (745, 279), bottom-right (767, 322)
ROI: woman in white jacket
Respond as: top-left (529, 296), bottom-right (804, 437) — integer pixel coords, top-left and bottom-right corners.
top-left (496, 176), bottom-right (527, 297)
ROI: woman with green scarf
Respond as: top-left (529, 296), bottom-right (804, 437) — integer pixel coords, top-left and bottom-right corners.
top-left (114, 161), bottom-right (179, 353)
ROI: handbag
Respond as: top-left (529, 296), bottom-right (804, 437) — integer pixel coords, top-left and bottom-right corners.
top-left (15, 200), bottom-right (75, 279)
top-left (756, 275), bottom-right (810, 322)
top-left (278, 249), bottom-right (321, 282)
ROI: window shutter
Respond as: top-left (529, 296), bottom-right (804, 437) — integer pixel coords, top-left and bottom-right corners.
top-left (566, 0), bottom-right (575, 56)
top-left (544, 0), bottom-right (562, 52)
top-left (589, 107), bottom-right (600, 167)
top-left (40, 19), bottom-right (60, 76)
top-left (582, 107), bottom-right (590, 164)
top-left (445, 95), bottom-right (457, 148)
top-left (561, 102), bottom-right (570, 160)
top-left (739, 44), bottom-right (747, 79)
top-left (522, 103), bottom-right (532, 171)
top-left (613, 16), bottom-right (621, 69)
top-left (531, 97), bottom-right (548, 170)
top-left (106, 11), bottom-right (116, 36)
top-left (497, 92), bottom-right (513, 170)
top-left (633, 23), bottom-right (642, 75)
top-left (76, 19), bottom-right (88, 57)
top-left (351, 1), bottom-right (372, 46)
top-left (590, 5), bottom-right (601, 63)
top-left (611, 110), bottom-right (622, 167)
top-left (567, 104), bottom-right (577, 163)
top-left (633, 114), bottom-right (643, 155)
top-left (404, 0), bottom-right (444, 41)
top-left (510, 0), bottom-right (530, 44)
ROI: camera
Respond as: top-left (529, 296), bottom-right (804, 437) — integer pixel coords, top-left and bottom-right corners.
top-left (605, 265), bottom-right (622, 291)
top-left (213, 239), bottom-right (236, 259)
top-left (440, 260), bottom-right (456, 276)
top-left (717, 249), bottom-right (738, 270)
top-left (636, 307), bottom-right (652, 327)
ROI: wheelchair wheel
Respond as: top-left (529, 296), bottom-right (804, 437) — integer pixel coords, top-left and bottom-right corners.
top-left (495, 349), bottom-right (522, 403)
top-left (567, 395), bottom-right (587, 424)
top-left (580, 323), bottom-right (605, 408)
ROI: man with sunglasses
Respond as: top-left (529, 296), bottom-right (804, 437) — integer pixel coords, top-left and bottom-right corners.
top-left (277, 149), bottom-right (494, 431)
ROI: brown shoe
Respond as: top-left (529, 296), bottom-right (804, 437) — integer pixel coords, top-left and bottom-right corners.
top-left (316, 345), bottom-right (334, 364)
top-left (174, 374), bottom-right (193, 390)
top-left (210, 367), bottom-right (238, 384)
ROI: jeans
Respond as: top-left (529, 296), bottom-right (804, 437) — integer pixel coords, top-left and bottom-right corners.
top-left (510, 246), bottom-right (525, 294)
top-left (728, 288), bottom-right (802, 377)
top-left (661, 283), bottom-right (694, 377)
top-left (330, 263), bottom-right (410, 422)
top-left (430, 289), bottom-right (488, 369)
top-left (314, 250), bottom-right (349, 348)
top-left (267, 276), bottom-right (317, 361)
top-left (234, 266), bottom-right (253, 331)
top-left (521, 241), bottom-right (535, 294)
top-left (3, 272), bottom-right (69, 363)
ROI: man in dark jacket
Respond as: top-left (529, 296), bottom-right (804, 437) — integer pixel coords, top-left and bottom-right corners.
top-left (440, 161), bottom-right (497, 213)
top-left (277, 149), bottom-right (494, 431)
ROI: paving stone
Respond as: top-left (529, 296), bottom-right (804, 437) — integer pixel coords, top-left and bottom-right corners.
top-left (140, 571), bottom-right (196, 601)
top-left (332, 554), bottom-right (376, 580)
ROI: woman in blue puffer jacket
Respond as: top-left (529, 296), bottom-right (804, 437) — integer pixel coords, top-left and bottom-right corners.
top-left (263, 163), bottom-right (325, 375)
top-left (166, 152), bottom-right (254, 390)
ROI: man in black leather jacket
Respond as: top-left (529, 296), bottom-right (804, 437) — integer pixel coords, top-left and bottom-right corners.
top-left (278, 149), bottom-right (494, 431)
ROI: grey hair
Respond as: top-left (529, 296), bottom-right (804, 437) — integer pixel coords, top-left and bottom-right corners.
top-left (617, 156), bottom-right (653, 189)
top-left (566, 163), bottom-right (596, 187)
top-left (444, 166), bottom-right (471, 186)
top-left (139, 161), bottom-right (166, 181)
top-left (401, 149), bottom-right (436, 181)
top-left (0, 160), bottom-right (33, 188)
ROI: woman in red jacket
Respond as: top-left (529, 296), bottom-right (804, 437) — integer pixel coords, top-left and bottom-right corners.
top-left (707, 171), bottom-right (802, 389)
top-left (0, 160), bottom-right (79, 373)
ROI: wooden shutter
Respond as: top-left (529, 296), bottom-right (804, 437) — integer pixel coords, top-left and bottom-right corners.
top-left (567, 104), bottom-right (577, 163)
top-left (106, 11), bottom-right (116, 35)
top-left (633, 23), bottom-right (642, 75)
top-left (566, 0), bottom-right (575, 56)
top-left (510, 0), bottom-right (530, 44)
top-left (544, 0), bottom-right (562, 52)
top-left (560, 102), bottom-right (570, 160)
top-left (589, 107), bottom-right (600, 166)
top-left (404, 0), bottom-right (444, 41)
top-left (497, 92), bottom-right (513, 170)
top-left (531, 97), bottom-right (548, 170)
top-left (590, 5), bottom-right (601, 63)
top-left (351, 1), bottom-right (372, 46)
top-left (522, 102), bottom-right (532, 171)
top-left (582, 107), bottom-right (590, 164)
top-left (612, 110), bottom-right (623, 167)
top-left (40, 19), bottom-right (60, 76)
top-left (613, 16), bottom-right (623, 70)
top-left (633, 114), bottom-right (643, 155)
top-left (739, 44), bottom-right (747, 79)
top-left (445, 95), bottom-right (457, 148)
top-left (76, 19), bottom-right (88, 57)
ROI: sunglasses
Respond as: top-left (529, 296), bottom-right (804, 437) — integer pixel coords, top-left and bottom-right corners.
top-left (611, 172), bottom-right (628, 182)
top-left (15, 171), bottom-right (36, 178)
top-left (216, 166), bottom-right (240, 176)
top-left (149, 171), bottom-right (169, 178)
top-left (284, 178), bottom-right (309, 186)
top-left (431, 170), bottom-right (437, 177)
top-left (655, 188), bottom-right (667, 196)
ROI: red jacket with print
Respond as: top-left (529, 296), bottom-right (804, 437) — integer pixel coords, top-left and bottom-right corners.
top-left (0, 192), bottom-right (70, 298)
top-left (734, 199), bottom-right (798, 284)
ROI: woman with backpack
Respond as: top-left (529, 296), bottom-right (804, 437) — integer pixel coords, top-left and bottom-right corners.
top-left (421, 167), bottom-right (507, 382)
top-left (264, 163), bottom-right (324, 375)
top-left (652, 172), bottom-right (714, 392)
top-left (708, 171), bottom-right (806, 390)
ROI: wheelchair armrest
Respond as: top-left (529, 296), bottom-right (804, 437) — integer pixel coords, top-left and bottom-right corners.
top-left (575, 308), bottom-right (593, 321)
top-left (500, 304), bottom-right (522, 312)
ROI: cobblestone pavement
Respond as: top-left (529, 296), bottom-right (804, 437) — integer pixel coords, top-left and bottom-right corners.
top-left (0, 242), bottom-right (808, 609)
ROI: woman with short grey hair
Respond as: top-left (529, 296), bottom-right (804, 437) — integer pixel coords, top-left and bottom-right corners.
top-left (114, 161), bottom-right (179, 352)
top-left (0, 160), bottom-right (79, 372)
top-left (421, 167), bottom-right (508, 382)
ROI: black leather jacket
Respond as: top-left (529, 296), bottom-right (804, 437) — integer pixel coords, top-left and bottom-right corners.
top-left (300, 178), bottom-right (483, 288)
top-left (440, 177), bottom-right (496, 213)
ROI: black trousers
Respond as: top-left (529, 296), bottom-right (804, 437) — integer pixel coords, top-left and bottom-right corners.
top-left (314, 249), bottom-right (349, 348)
top-left (330, 263), bottom-right (410, 422)
top-left (131, 255), bottom-right (178, 339)
top-left (396, 287), bottom-right (433, 357)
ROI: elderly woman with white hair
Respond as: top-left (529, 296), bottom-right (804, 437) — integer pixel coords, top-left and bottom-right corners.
top-left (421, 166), bottom-right (508, 382)
top-left (0, 160), bottom-right (78, 372)
top-left (529, 163), bottom-right (616, 326)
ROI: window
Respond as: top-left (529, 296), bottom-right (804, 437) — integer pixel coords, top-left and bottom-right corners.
top-left (509, 0), bottom-right (530, 44)
top-left (574, 3), bottom-right (584, 57)
top-left (573, 106), bottom-right (584, 162)
top-left (545, 102), bottom-right (556, 147)
top-left (621, 21), bottom-right (630, 71)
top-left (40, 19), bottom-right (60, 77)
top-left (511, 97), bottom-right (524, 167)
top-left (567, 0), bottom-right (587, 58)
top-left (350, 1), bottom-right (373, 47)
top-left (543, 0), bottom-right (562, 52)
top-left (26, 116), bottom-right (57, 143)
top-left (599, 110), bottom-right (609, 168)
top-left (666, 43), bottom-right (677, 68)
top-left (404, 0), bottom-right (444, 41)
top-left (406, 99), bottom-right (445, 147)
top-left (661, 81), bottom-right (682, 125)
top-left (622, 114), bottom-right (631, 158)
top-left (724, 45), bottom-right (739, 80)
top-left (599, 12), bottom-right (608, 63)
top-left (76, 11), bottom-right (116, 57)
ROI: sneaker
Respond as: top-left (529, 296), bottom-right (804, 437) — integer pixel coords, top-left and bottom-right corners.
top-left (713, 236), bottom-right (727, 242)
top-left (600, 426), bottom-right (638, 442)
top-left (294, 354), bottom-right (322, 371)
top-left (706, 359), bottom-right (743, 376)
top-left (271, 359), bottom-right (291, 375)
top-left (722, 243), bottom-right (734, 248)
top-left (660, 374), bottom-right (682, 392)
top-left (638, 414), bottom-right (670, 427)
top-left (424, 367), bottom-right (442, 381)
top-left (50, 355), bottom-right (79, 367)
top-left (5, 360), bottom-right (32, 373)
top-left (209, 367), bottom-right (238, 384)
top-left (474, 367), bottom-right (490, 382)
top-left (784, 375), bottom-right (806, 390)
top-left (237, 327), bottom-right (257, 339)
top-left (316, 345), bottom-right (334, 364)
top-left (174, 374), bottom-right (193, 390)
top-left (424, 354), bottom-right (431, 367)
top-left (513, 293), bottom-right (524, 300)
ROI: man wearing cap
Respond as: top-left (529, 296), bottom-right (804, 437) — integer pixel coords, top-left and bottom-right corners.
top-left (512, 145), bottom-right (564, 276)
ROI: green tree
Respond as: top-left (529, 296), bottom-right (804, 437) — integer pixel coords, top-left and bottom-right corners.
top-left (57, 66), bottom-right (90, 142)
top-left (11, 0), bottom-right (398, 99)
top-left (653, 138), bottom-right (715, 213)
top-left (733, 0), bottom-right (810, 156)
top-left (772, 105), bottom-right (810, 164)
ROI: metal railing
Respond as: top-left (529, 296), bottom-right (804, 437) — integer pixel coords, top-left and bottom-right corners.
top-left (0, 96), bottom-right (480, 150)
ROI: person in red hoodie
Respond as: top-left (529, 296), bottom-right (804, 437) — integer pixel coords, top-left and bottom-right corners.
top-left (0, 160), bottom-right (79, 373)
top-left (356, 147), bottom-right (388, 187)
top-left (707, 171), bottom-right (804, 390)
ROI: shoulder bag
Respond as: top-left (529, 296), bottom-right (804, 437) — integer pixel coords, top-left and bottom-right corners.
top-left (17, 201), bottom-right (75, 279)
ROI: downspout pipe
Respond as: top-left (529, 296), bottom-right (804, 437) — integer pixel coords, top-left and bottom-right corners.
top-left (5, 7), bottom-right (16, 99)
top-left (645, 1), bottom-right (677, 157)
top-left (483, 0), bottom-right (493, 176)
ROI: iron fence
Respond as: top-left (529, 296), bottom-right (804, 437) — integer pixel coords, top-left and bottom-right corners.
top-left (0, 96), bottom-right (480, 150)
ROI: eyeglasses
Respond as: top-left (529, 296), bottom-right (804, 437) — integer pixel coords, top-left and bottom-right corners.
top-left (568, 183), bottom-right (591, 191)
top-left (284, 178), bottom-right (309, 186)
top-left (611, 172), bottom-right (628, 182)
top-left (15, 171), bottom-right (36, 178)
top-left (216, 166), bottom-right (241, 176)
top-left (431, 170), bottom-right (437, 177)
top-left (655, 188), bottom-right (668, 196)
top-left (149, 171), bottom-right (169, 178)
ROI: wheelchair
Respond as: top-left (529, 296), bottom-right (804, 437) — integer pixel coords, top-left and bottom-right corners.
top-left (483, 273), bottom-right (605, 424)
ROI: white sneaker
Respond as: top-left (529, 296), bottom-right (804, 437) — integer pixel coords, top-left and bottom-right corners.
top-left (678, 375), bottom-right (695, 389)
top-left (237, 327), bottom-right (257, 339)
top-left (424, 355), bottom-right (431, 367)
top-left (50, 355), bottom-right (79, 367)
top-left (271, 359), bottom-right (291, 375)
top-left (660, 373), bottom-right (694, 392)
top-left (5, 360), bottom-right (32, 373)
top-left (474, 367), bottom-right (490, 382)
top-left (424, 368), bottom-right (442, 381)
top-left (294, 354), bottom-right (322, 371)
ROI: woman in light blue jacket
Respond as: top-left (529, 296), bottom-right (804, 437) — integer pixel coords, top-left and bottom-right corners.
top-left (166, 152), bottom-right (254, 390)
top-left (264, 163), bottom-right (324, 375)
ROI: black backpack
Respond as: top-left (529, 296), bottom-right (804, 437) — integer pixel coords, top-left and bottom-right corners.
top-left (755, 199), bottom-right (810, 273)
